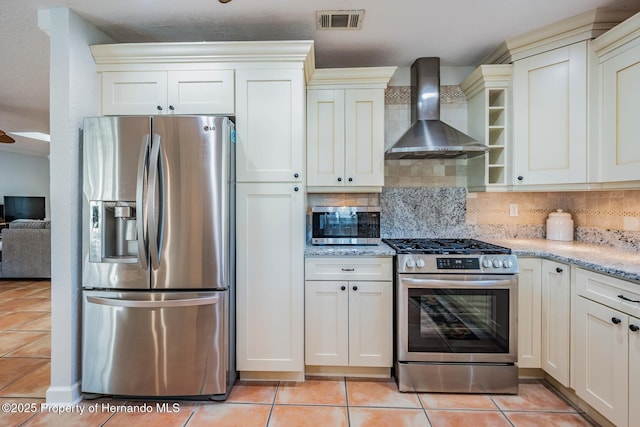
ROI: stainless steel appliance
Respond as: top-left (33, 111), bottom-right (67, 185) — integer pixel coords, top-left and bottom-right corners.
top-left (311, 206), bottom-right (380, 245)
top-left (81, 116), bottom-right (235, 398)
top-left (385, 57), bottom-right (488, 160)
top-left (383, 238), bottom-right (519, 394)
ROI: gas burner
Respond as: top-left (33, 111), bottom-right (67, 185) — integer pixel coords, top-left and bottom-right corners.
top-left (382, 238), bottom-right (512, 255)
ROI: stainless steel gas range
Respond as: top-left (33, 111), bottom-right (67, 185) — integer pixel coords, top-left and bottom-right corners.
top-left (383, 238), bottom-right (519, 394)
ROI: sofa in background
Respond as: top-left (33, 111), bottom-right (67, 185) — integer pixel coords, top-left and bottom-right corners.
top-left (0, 219), bottom-right (51, 278)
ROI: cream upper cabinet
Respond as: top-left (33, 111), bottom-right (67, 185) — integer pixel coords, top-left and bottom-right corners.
top-left (540, 260), bottom-right (571, 386)
top-left (591, 12), bottom-right (640, 184)
top-left (512, 42), bottom-right (588, 186)
top-left (306, 67), bottom-right (396, 193)
top-left (516, 258), bottom-right (542, 368)
top-left (573, 267), bottom-right (640, 427)
top-left (235, 68), bottom-right (305, 183)
top-left (100, 70), bottom-right (234, 115)
top-left (305, 257), bottom-right (393, 371)
top-left (461, 65), bottom-right (513, 191)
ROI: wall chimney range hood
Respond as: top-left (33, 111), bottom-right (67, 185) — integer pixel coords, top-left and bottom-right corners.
top-left (385, 57), bottom-right (488, 160)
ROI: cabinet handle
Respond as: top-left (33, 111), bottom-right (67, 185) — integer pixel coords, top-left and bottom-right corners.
top-left (618, 294), bottom-right (640, 303)
top-left (340, 285), bottom-right (346, 291)
top-left (352, 285), bottom-right (358, 291)
top-left (169, 105), bottom-right (175, 111)
top-left (556, 267), bottom-right (563, 273)
top-left (612, 317), bottom-right (622, 325)
top-left (156, 105), bottom-right (163, 111)
top-left (517, 175), bottom-right (524, 181)
top-left (341, 268), bottom-right (355, 272)
top-left (348, 177), bottom-right (353, 182)
top-left (294, 173), bottom-right (299, 178)
top-left (337, 177), bottom-right (342, 182)
top-left (630, 325), bottom-right (640, 332)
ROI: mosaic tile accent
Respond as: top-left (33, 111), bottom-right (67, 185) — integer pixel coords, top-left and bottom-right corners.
top-left (384, 85), bottom-right (467, 105)
top-left (384, 159), bottom-right (468, 188)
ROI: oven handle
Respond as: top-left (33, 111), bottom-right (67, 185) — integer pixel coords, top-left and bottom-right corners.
top-left (400, 277), bottom-right (515, 288)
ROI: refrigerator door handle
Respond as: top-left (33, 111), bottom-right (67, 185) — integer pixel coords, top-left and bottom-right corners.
top-left (148, 134), bottom-right (162, 270)
top-left (86, 295), bottom-right (220, 308)
top-left (136, 134), bottom-right (151, 270)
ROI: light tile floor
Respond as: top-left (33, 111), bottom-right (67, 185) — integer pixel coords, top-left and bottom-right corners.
top-left (0, 279), bottom-right (598, 426)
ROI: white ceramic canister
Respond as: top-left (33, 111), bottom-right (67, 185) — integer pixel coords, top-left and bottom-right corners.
top-left (546, 209), bottom-right (574, 241)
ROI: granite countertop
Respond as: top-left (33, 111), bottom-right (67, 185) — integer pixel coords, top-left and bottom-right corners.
top-left (486, 238), bottom-right (640, 284)
top-left (305, 242), bottom-right (396, 257)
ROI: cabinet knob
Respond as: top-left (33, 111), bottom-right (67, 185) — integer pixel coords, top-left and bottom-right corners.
top-left (517, 176), bottom-right (524, 181)
top-left (348, 177), bottom-right (353, 182)
top-left (340, 285), bottom-right (346, 291)
top-left (630, 325), bottom-right (640, 332)
top-left (294, 173), bottom-right (299, 178)
top-left (169, 105), bottom-right (175, 111)
top-left (352, 285), bottom-right (358, 291)
top-left (294, 186), bottom-right (299, 192)
top-left (612, 317), bottom-right (622, 325)
top-left (337, 177), bottom-right (342, 182)
top-left (556, 267), bottom-right (563, 273)
top-left (156, 105), bottom-right (163, 111)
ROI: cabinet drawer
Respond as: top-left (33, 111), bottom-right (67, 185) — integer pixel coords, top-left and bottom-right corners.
top-left (305, 257), bottom-right (392, 281)
top-left (575, 267), bottom-right (640, 317)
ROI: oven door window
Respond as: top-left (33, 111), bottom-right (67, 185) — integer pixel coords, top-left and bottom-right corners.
top-left (407, 288), bottom-right (510, 354)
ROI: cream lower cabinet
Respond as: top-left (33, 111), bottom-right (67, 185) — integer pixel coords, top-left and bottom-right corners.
top-left (541, 260), bottom-right (571, 386)
top-left (100, 70), bottom-right (235, 115)
top-left (512, 42), bottom-right (588, 186)
top-left (573, 267), bottom-right (640, 427)
top-left (517, 258), bottom-right (542, 368)
top-left (304, 257), bottom-right (392, 370)
top-left (236, 183), bottom-right (305, 373)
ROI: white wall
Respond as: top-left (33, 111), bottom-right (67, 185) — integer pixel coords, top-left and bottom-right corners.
top-left (0, 152), bottom-right (50, 218)
top-left (38, 7), bottom-right (113, 404)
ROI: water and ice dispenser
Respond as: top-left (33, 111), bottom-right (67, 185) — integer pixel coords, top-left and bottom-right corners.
top-left (89, 201), bottom-right (138, 263)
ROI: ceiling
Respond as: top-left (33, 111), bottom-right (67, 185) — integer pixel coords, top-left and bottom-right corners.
top-left (0, 0), bottom-right (638, 158)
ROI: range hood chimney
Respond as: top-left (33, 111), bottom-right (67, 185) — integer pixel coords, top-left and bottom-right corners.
top-left (385, 57), bottom-right (488, 160)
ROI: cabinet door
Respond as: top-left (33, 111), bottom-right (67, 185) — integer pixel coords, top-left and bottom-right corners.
top-left (630, 315), bottom-right (640, 427)
top-left (348, 281), bottom-right (393, 367)
top-left (235, 69), bottom-right (305, 182)
top-left (512, 43), bottom-right (587, 185)
top-left (599, 43), bottom-right (640, 182)
top-left (305, 281), bottom-right (349, 366)
top-left (541, 260), bottom-right (571, 386)
top-left (101, 71), bottom-right (167, 115)
top-left (306, 89), bottom-right (346, 187)
top-left (236, 183), bottom-right (305, 372)
top-left (167, 70), bottom-right (234, 114)
top-left (344, 89), bottom-right (385, 187)
top-left (517, 258), bottom-right (542, 368)
top-left (574, 297), bottom-right (628, 427)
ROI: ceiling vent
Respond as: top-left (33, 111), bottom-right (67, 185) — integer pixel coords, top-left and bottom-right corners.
top-left (316, 10), bottom-right (364, 30)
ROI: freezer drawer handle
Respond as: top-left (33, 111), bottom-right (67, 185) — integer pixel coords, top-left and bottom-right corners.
top-left (87, 296), bottom-right (220, 308)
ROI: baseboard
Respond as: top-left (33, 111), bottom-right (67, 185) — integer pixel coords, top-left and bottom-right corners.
top-left (46, 381), bottom-right (83, 405)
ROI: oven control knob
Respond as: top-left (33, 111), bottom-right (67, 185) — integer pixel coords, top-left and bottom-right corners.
top-left (406, 259), bottom-right (416, 268)
top-left (482, 259), bottom-right (491, 268)
top-left (502, 259), bottom-right (513, 268)
top-left (416, 259), bottom-right (425, 268)
top-left (492, 259), bottom-right (501, 268)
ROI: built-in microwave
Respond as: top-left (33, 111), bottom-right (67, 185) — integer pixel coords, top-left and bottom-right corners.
top-left (311, 206), bottom-right (380, 245)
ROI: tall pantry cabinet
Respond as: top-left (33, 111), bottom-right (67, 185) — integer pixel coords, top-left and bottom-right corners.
top-left (235, 65), bottom-right (309, 377)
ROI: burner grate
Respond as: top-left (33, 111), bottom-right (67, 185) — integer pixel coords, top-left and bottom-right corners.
top-left (382, 238), bottom-right (511, 255)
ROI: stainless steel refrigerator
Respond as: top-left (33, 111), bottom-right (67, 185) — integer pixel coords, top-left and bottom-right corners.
top-left (81, 115), bottom-right (235, 398)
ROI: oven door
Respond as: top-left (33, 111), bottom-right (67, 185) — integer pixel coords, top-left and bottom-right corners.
top-left (397, 274), bottom-right (517, 363)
